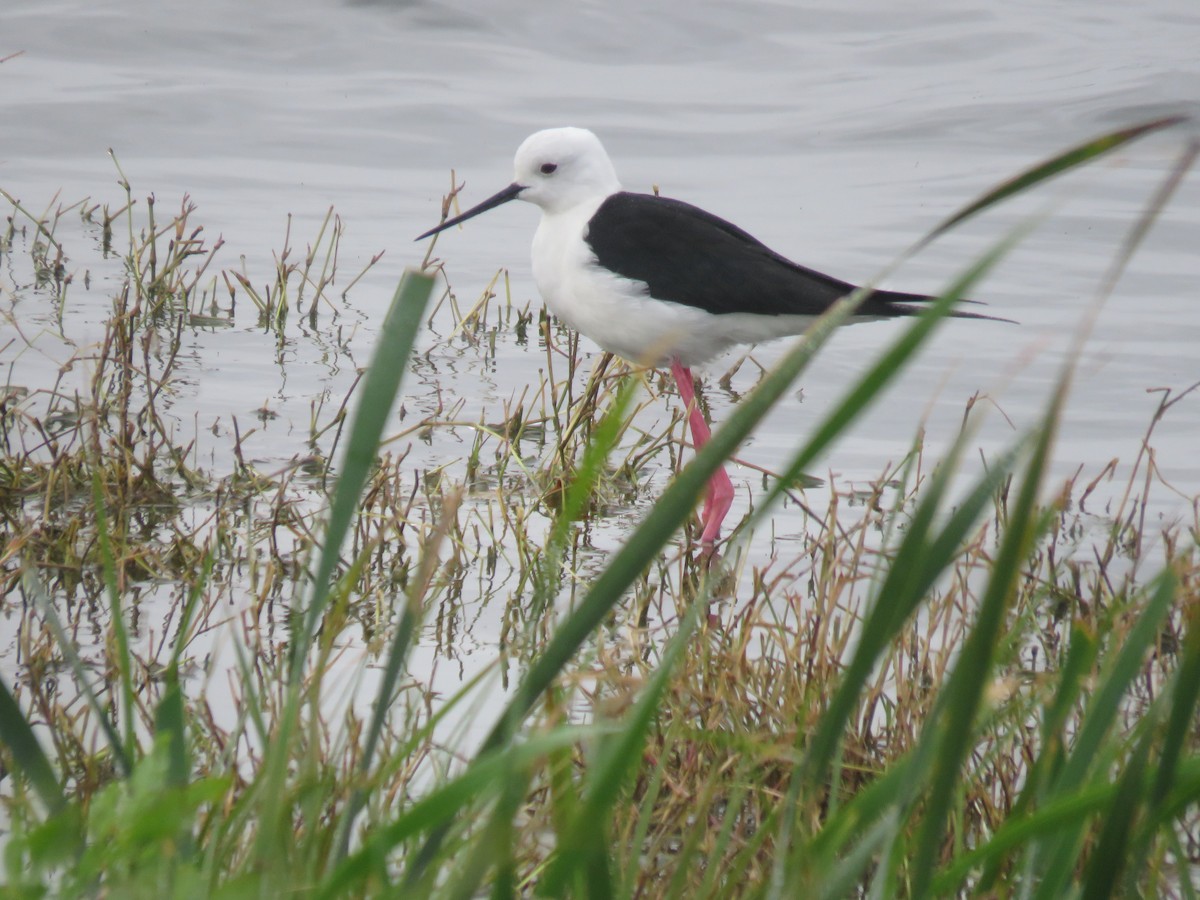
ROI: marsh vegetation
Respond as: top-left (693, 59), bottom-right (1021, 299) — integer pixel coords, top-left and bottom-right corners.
top-left (1, 120), bottom-right (1198, 897)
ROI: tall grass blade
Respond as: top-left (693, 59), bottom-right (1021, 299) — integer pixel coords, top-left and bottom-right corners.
top-left (530, 373), bottom-right (640, 623)
top-left (765, 229), bottom-right (1028, 894)
top-left (819, 808), bottom-right (902, 900)
top-left (404, 374), bottom-right (641, 886)
top-left (799, 433), bottom-right (1019, 791)
top-left (810, 751), bottom-right (906, 854)
top-left (912, 120), bottom-right (1194, 897)
top-left (536, 600), bottom-right (706, 896)
top-left (755, 222), bottom-right (1028, 534)
top-left (0, 677), bottom-right (66, 814)
top-left (256, 270), bottom-right (434, 866)
top-left (1080, 712), bottom-right (1156, 900)
top-left (931, 778), bottom-right (1130, 893)
top-left (1150, 594), bottom-right (1200, 807)
top-left (442, 766), bottom-right (532, 899)
top-left (19, 569), bottom-right (131, 777)
top-left (316, 727), bottom-right (607, 899)
top-left (331, 486), bottom-right (464, 864)
top-left (916, 115), bottom-right (1188, 248)
top-left (445, 381), bottom-right (644, 895)
top-left (907, 408), bottom-right (1059, 896)
top-left (1029, 570), bottom-right (1179, 898)
top-left (785, 431), bottom-right (1021, 891)
top-left (292, 268), bottom-right (437, 681)
top-left (616, 739), bottom-right (671, 900)
top-left (695, 777), bottom-right (756, 899)
top-left (155, 551), bottom-right (213, 789)
top-left (90, 472), bottom-right (137, 759)
top-left (976, 621), bottom-right (1099, 891)
top-left (152, 674), bottom-right (188, 789)
top-left (1090, 136), bottom-right (1198, 304)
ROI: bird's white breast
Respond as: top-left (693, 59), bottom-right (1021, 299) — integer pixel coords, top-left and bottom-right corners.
top-left (530, 200), bottom-right (815, 367)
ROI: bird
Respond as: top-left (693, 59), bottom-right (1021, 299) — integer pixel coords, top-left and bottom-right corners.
top-left (417, 127), bottom-right (999, 547)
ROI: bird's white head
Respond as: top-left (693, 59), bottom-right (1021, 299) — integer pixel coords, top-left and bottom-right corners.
top-left (416, 127), bottom-right (622, 241)
top-left (511, 127), bottom-right (621, 214)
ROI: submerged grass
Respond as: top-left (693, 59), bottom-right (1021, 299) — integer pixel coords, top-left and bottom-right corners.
top-left (1, 117), bottom-right (1198, 897)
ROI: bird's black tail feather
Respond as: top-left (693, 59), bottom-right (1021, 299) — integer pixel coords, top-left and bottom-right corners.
top-left (861, 287), bottom-right (1015, 324)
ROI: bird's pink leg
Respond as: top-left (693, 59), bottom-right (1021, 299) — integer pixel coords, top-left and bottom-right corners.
top-left (670, 359), bottom-right (734, 546)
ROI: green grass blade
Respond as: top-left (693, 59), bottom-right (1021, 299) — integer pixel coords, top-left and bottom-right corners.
top-left (935, 750), bottom-right (1200, 896)
top-left (442, 766), bottom-right (532, 900)
top-left (530, 373), bottom-right (640, 623)
top-left (90, 471), bottom-right (137, 760)
top-left (908, 380), bottom-right (1065, 897)
top-left (169, 549), bottom-right (214, 672)
top-left (0, 676), bottom-right (66, 814)
top-left (1052, 570), bottom-right (1178, 785)
top-left (154, 549), bottom-right (213, 790)
top-left (905, 126), bottom-right (1195, 891)
top-left (807, 749), bottom-right (919, 864)
top-left (976, 621), bottom-right (1099, 892)
top-left (1029, 570), bottom-right (1179, 898)
top-left (291, 269), bottom-right (436, 683)
top-left (797, 436), bottom-right (1021, 797)
top-left (916, 115), bottom-right (1187, 248)
top-left (19, 569), bottom-right (131, 777)
top-left (1151, 590), bottom-right (1200, 806)
top-left (931, 779), bottom-right (1125, 893)
top-left (421, 375), bottom-right (667, 894)
top-left (316, 726), bottom-right (608, 899)
top-left (695, 777), bottom-right (756, 899)
top-left (819, 808), bottom-right (902, 900)
top-left (1080, 717), bottom-right (1156, 900)
top-left (1135, 590), bottom-right (1200, 874)
top-left (404, 373), bottom-right (643, 886)
top-left (776, 438), bottom-right (1022, 894)
top-left (536, 600), bottom-right (705, 896)
top-left (331, 486), bottom-right (464, 865)
top-left (256, 270), bottom-right (435, 867)
top-left (766, 231), bottom-right (1030, 888)
top-left (615, 733), bottom-right (673, 900)
top-left (152, 672), bottom-right (188, 789)
top-left (754, 220), bottom-right (1030, 538)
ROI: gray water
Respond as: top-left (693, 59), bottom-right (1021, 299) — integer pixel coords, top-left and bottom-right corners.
top-left (3, 0), bottom-right (1199, 721)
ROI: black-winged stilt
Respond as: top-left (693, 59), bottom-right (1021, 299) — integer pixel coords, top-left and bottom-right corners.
top-left (417, 127), bottom-right (999, 547)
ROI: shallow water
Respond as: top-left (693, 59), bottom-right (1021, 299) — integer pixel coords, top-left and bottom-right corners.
top-left (3, 0), bottom-right (1199, 731)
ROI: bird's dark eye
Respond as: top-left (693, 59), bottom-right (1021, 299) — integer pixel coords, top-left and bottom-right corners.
top-left (540, 163), bottom-right (558, 175)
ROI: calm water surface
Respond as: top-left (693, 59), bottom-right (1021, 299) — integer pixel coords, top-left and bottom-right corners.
top-left (3, 0), bottom-right (1198, 724)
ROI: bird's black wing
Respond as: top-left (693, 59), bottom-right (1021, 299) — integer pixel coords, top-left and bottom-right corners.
top-left (585, 192), bottom-right (992, 320)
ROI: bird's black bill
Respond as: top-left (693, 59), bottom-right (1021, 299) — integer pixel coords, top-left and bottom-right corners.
top-left (415, 182), bottom-right (524, 240)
